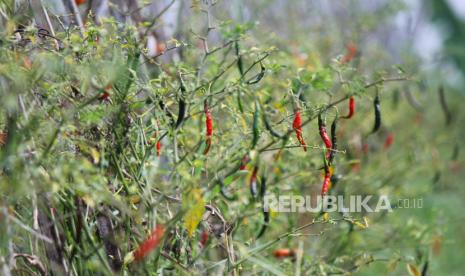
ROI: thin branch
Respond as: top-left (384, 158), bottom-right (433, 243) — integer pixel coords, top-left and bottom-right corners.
top-left (143, 0), bottom-right (176, 38)
top-left (8, 214), bottom-right (53, 244)
top-left (68, 0), bottom-right (85, 36)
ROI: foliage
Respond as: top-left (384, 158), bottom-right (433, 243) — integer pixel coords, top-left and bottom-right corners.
top-left (0, 0), bottom-right (464, 275)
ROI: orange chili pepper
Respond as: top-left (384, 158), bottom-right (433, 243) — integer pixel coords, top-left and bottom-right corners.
top-left (272, 248), bottom-right (295, 258)
top-left (134, 225), bottom-right (165, 262)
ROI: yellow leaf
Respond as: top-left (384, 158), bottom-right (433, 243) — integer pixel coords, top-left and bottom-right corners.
top-left (90, 147), bottom-right (100, 164)
top-left (129, 195), bottom-right (141, 204)
top-left (354, 221), bottom-right (366, 229)
top-left (270, 208), bottom-right (278, 218)
top-left (81, 195), bottom-right (95, 208)
top-left (273, 167), bottom-right (281, 176)
top-left (387, 258), bottom-right (399, 272)
top-left (363, 216), bottom-right (369, 228)
top-left (123, 252), bottom-right (135, 265)
top-left (407, 264), bottom-right (420, 276)
top-left (323, 213), bottom-right (329, 221)
top-left (183, 188), bottom-right (205, 237)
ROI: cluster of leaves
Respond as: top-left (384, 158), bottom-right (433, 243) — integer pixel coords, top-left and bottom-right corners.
top-left (0, 1), bottom-right (464, 275)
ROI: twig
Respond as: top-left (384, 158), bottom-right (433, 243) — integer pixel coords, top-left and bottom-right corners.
top-left (38, 0), bottom-right (59, 50)
top-left (68, 0), bottom-right (85, 36)
top-left (230, 219), bottom-right (329, 270)
top-left (160, 251), bottom-right (193, 274)
top-left (143, 0), bottom-right (176, 38)
top-left (364, 76), bottom-right (410, 89)
top-left (8, 213), bottom-right (53, 244)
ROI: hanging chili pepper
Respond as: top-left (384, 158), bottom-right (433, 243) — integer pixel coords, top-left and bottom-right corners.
top-left (219, 179), bottom-right (237, 201)
top-left (263, 111), bottom-right (285, 138)
top-left (174, 81), bottom-right (187, 129)
top-left (175, 98), bottom-right (186, 129)
top-left (246, 63), bottom-right (265, 85)
top-left (404, 88), bottom-right (422, 111)
top-left (239, 154), bottom-right (250, 170)
top-left (235, 41), bottom-right (244, 76)
top-left (318, 114), bottom-right (332, 159)
top-left (257, 210), bottom-right (269, 239)
top-left (321, 164), bottom-right (331, 196)
top-left (252, 102), bottom-right (260, 149)
top-left (154, 121), bottom-right (162, 156)
top-left (158, 100), bottom-right (174, 125)
top-left (156, 140), bottom-right (161, 156)
top-left (75, 0), bottom-right (86, 5)
top-left (99, 85), bottom-right (112, 101)
top-left (421, 261), bottom-right (429, 276)
top-left (321, 151), bottom-right (332, 195)
top-left (199, 230), bottom-right (209, 248)
top-left (257, 175), bottom-right (269, 239)
top-left (438, 85), bottom-right (452, 125)
top-left (133, 225), bottom-right (165, 262)
top-left (328, 115), bottom-right (338, 165)
top-left (204, 100), bottom-right (213, 155)
top-left (342, 96), bottom-right (355, 119)
top-left (371, 94), bottom-right (381, 134)
top-left (99, 91), bottom-right (110, 101)
top-left (293, 109), bottom-right (307, 151)
top-left (341, 42), bottom-right (357, 64)
top-left (250, 166), bottom-right (258, 198)
top-left (237, 92), bottom-right (244, 113)
top-left (272, 249), bottom-right (295, 258)
top-left (384, 133), bottom-right (394, 150)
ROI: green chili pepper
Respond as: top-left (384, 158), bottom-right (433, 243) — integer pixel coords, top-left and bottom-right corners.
top-left (252, 101), bottom-right (260, 148)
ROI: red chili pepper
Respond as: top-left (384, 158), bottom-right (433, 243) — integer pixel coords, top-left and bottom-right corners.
top-left (134, 225), bottom-right (165, 262)
top-left (154, 122), bottom-right (162, 156)
top-left (292, 109), bottom-right (307, 151)
top-left (321, 166), bottom-right (331, 195)
top-left (239, 154), bottom-right (250, 170)
top-left (250, 166), bottom-right (258, 198)
top-left (204, 100), bottom-right (213, 155)
top-left (272, 248), bottom-right (295, 258)
top-left (318, 114), bottom-right (332, 160)
top-left (99, 85), bottom-right (112, 101)
top-left (342, 96), bottom-right (355, 119)
top-left (156, 140), bottom-right (161, 156)
top-left (384, 133), bottom-right (394, 150)
top-left (75, 0), bottom-right (86, 5)
top-left (341, 42), bottom-right (357, 64)
top-left (99, 91), bottom-right (110, 101)
top-left (200, 230), bottom-right (209, 248)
